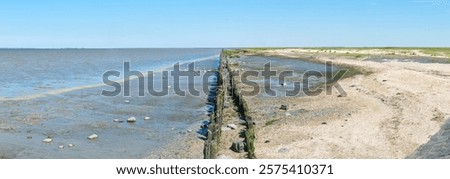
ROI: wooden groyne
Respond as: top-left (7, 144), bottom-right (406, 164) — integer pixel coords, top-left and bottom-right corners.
top-left (226, 58), bottom-right (256, 159)
top-left (203, 51), bottom-right (227, 159)
top-left (203, 50), bottom-right (256, 159)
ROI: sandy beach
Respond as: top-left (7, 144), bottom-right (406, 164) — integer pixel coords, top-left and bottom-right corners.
top-left (221, 48), bottom-right (450, 159)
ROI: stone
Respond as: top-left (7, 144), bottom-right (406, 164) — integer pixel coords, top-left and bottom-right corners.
top-left (127, 117), bottom-right (137, 123)
top-left (221, 127), bottom-right (231, 131)
top-left (280, 105), bottom-right (289, 111)
top-left (322, 122), bottom-right (327, 125)
top-left (42, 138), bottom-right (53, 143)
top-left (144, 116), bottom-right (151, 120)
top-left (285, 112), bottom-right (292, 117)
top-left (227, 124), bottom-right (238, 130)
top-left (58, 145), bottom-right (64, 149)
top-left (113, 119), bottom-right (124, 123)
top-left (224, 102), bottom-right (231, 108)
top-left (187, 130), bottom-right (193, 133)
top-left (231, 141), bottom-right (246, 153)
top-left (124, 100), bottom-right (130, 104)
top-left (68, 144), bottom-right (74, 147)
top-left (217, 154), bottom-right (232, 159)
top-left (278, 148), bottom-right (289, 153)
top-left (87, 134), bottom-right (98, 140)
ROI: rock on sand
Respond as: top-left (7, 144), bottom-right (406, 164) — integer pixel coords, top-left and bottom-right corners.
top-left (127, 117), bottom-right (137, 123)
top-left (87, 134), bottom-right (98, 140)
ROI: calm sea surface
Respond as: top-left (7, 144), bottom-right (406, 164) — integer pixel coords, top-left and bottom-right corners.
top-left (0, 49), bottom-right (220, 158)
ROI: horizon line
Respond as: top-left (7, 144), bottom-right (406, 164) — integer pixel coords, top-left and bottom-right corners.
top-left (1, 46), bottom-right (450, 50)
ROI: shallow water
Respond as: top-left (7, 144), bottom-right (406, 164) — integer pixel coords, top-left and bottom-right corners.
top-left (234, 55), bottom-right (338, 98)
top-left (0, 49), bottom-right (220, 158)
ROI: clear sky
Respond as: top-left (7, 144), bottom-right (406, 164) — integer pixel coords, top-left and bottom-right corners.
top-left (0, 0), bottom-right (449, 48)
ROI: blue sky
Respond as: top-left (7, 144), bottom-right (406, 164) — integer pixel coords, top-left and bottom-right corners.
top-left (0, 0), bottom-right (449, 48)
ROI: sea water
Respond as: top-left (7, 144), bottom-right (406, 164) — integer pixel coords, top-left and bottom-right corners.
top-left (0, 48), bottom-right (220, 158)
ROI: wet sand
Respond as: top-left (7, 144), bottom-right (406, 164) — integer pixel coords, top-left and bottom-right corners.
top-left (227, 49), bottom-right (450, 159)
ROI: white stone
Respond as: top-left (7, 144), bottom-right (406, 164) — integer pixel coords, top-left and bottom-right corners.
top-left (58, 145), bottom-right (64, 149)
top-left (124, 100), bottom-right (130, 104)
top-left (42, 138), bottom-right (52, 143)
top-left (144, 116), bottom-right (151, 120)
top-left (87, 134), bottom-right (98, 140)
top-left (113, 119), bottom-right (124, 123)
top-left (227, 124), bottom-right (238, 130)
top-left (221, 127), bottom-right (231, 131)
top-left (68, 144), bottom-right (74, 147)
top-left (127, 117), bottom-right (137, 123)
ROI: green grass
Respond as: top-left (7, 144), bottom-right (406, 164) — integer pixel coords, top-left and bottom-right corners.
top-left (418, 48), bottom-right (450, 57)
top-left (223, 49), bottom-right (241, 58)
top-left (245, 127), bottom-right (256, 159)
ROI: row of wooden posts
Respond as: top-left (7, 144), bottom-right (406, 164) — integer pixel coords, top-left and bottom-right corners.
top-left (203, 50), bottom-right (256, 159)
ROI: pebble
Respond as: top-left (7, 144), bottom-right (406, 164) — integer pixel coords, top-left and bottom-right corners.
top-left (322, 122), bottom-right (327, 125)
top-left (280, 104), bottom-right (289, 111)
top-left (68, 144), bottom-right (74, 147)
top-left (278, 148), bottom-right (290, 153)
top-left (231, 141), bottom-right (246, 153)
top-left (124, 100), bottom-right (130, 104)
top-left (285, 112), bottom-right (292, 116)
top-left (42, 138), bottom-right (53, 143)
top-left (127, 117), bottom-right (137, 123)
top-left (187, 130), bottom-right (193, 133)
top-left (113, 119), bottom-right (124, 123)
top-left (144, 116), bottom-right (151, 120)
top-left (221, 127), bottom-right (231, 131)
top-left (87, 134), bottom-right (98, 140)
top-left (58, 145), bottom-right (64, 149)
top-left (227, 124), bottom-right (238, 130)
